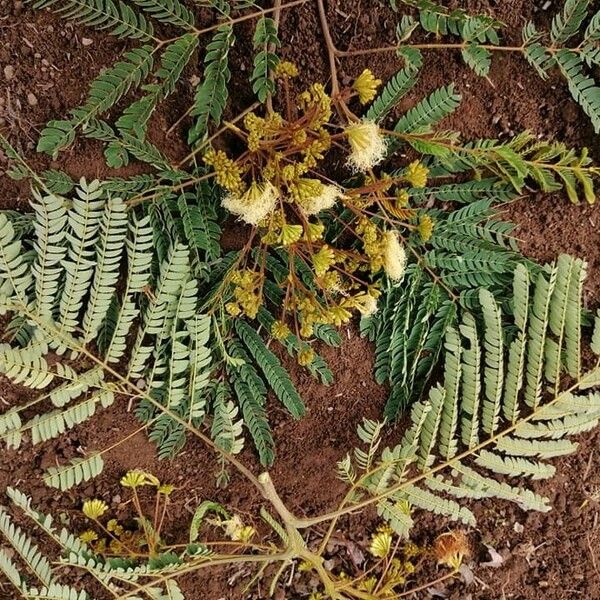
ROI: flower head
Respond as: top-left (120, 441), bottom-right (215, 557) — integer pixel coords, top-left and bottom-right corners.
top-left (274, 60), bottom-right (298, 79)
top-left (158, 484), bottom-right (176, 496)
top-left (345, 120), bottom-right (387, 172)
top-left (222, 181), bottom-right (279, 225)
top-left (405, 160), bottom-right (429, 188)
top-left (383, 231), bottom-right (407, 281)
top-left (352, 69), bottom-right (382, 104)
top-left (82, 499), bottom-right (108, 520)
top-left (79, 530), bottom-right (99, 544)
top-left (417, 214), bottom-right (434, 242)
top-left (433, 531), bottom-right (471, 569)
top-left (120, 470), bottom-right (159, 488)
top-left (300, 184), bottom-right (343, 215)
top-left (369, 530), bottom-right (393, 558)
top-left (355, 293), bottom-right (379, 316)
top-left (222, 514), bottom-right (256, 543)
top-left (271, 320), bottom-right (292, 340)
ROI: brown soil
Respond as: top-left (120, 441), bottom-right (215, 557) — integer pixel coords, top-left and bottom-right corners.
top-left (0, 1), bottom-right (599, 599)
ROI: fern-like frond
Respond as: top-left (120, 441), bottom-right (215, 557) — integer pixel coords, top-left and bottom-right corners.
top-left (130, 0), bottom-right (195, 30)
top-left (234, 320), bottom-right (305, 419)
top-left (349, 257), bottom-right (599, 537)
top-left (29, 0), bottom-right (155, 40)
top-left (31, 191), bottom-right (67, 319)
top-left (366, 61), bottom-right (422, 122)
top-left (27, 390), bottom-right (114, 445)
top-left (211, 383), bottom-right (244, 455)
top-left (0, 213), bottom-right (34, 307)
top-left (393, 84), bottom-right (462, 135)
top-left (188, 25), bottom-right (234, 144)
top-left (103, 214), bottom-right (153, 362)
top-left (127, 242), bottom-right (190, 378)
top-left (251, 17), bottom-right (280, 103)
top-left (57, 180), bottom-right (104, 336)
top-left (228, 342), bottom-right (275, 466)
top-left (551, 0), bottom-right (592, 45)
top-left (43, 453), bottom-right (104, 491)
top-left (0, 506), bottom-right (53, 586)
top-left (37, 46), bottom-right (154, 156)
top-left (81, 197), bottom-right (128, 342)
top-left (555, 49), bottom-right (600, 133)
top-left (26, 584), bottom-right (89, 600)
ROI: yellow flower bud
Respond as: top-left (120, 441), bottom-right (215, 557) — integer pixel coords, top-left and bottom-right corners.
top-left (405, 160), bottom-right (429, 188)
top-left (352, 69), bottom-right (382, 104)
top-left (82, 499), bottom-right (108, 520)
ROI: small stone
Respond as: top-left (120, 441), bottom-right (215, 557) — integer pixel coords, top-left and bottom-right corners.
top-left (513, 522), bottom-right (524, 534)
top-left (3, 65), bottom-right (14, 80)
top-left (82, 37), bottom-right (93, 46)
top-left (26, 92), bottom-right (38, 106)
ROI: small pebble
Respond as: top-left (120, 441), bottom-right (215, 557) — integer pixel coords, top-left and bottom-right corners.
top-left (27, 92), bottom-right (38, 106)
top-left (3, 65), bottom-right (14, 80)
top-left (82, 37), bottom-right (93, 46)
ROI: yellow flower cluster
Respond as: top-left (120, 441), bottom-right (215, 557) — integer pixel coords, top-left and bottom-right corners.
top-left (82, 499), bottom-right (108, 520)
top-left (405, 160), bottom-right (429, 188)
top-left (226, 269), bottom-right (263, 319)
top-left (203, 149), bottom-right (246, 195)
top-left (120, 470), bottom-right (159, 488)
top-left (352, 69), bottom-right (382, 104)
top-left (417, 214), bottom-right (434, 241)
top-left (274, 60), bottom-right (299, 79)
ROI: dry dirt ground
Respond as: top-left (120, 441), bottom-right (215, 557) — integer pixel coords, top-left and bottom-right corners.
top-left (0, 0), bottom-right (599, 599)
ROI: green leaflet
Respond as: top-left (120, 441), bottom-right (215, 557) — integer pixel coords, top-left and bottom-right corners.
top-left (188, 25), bottom-right (234, 144)
top-left (130, 0), bottom-right (195, 30)
top-left (29, 0), bottom-right (155, 40)
top-left (43, 453), bottom-right (104, 491)
top-left (366, 60), bottom-right (422, 122)
top-left (234, 320), bottom-right (306, 419)
top-left (251, 17), bottom-right (280, 103)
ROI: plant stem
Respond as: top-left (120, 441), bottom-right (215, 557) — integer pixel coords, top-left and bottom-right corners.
top-left (316, 0), bottom-right (340, 98)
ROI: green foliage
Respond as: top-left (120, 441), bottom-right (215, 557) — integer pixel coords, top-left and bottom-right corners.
top-left (364, 199), bottom-right (529, 418)
top-left (0, 178), bottom-right (311, 469)
top-left (251, 17), bottom-right (280, 103)
top-left (366, 59), bottom-right (422, 122)
top-left (555, 49), bottom-right (600, 134)
top-left (419, 132), bottom-right (598, 204)
top-left (188, 25), bottom-right (235, 144)
top-left (38, 46), bottom-right (155, 157)
top-left (30, 0), bottom-right (155, 40)
top-left (391, 0), bottom-right (502, 75)
top-left (349, 257), bottom-right (600, 536)
top-left (130, 0), bottom-right (196, 30)
top-left (551, 0), bottom-right (592, 44)
top-left (393, 84), bottom-right (462, 136)
top-left (43, 453), bottom-right (105, 491)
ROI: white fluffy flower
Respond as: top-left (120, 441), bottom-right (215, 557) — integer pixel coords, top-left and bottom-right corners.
top-left (356, 294), bottom-right (379, 316)
top-left (383, 231), bottom-right (407, 281)
top-left (222, 181), bottom-right (278, 225)
top-left (345, 120), bottom-right (387, 172)
top-left (301, 184), bottom-right (344, 215)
